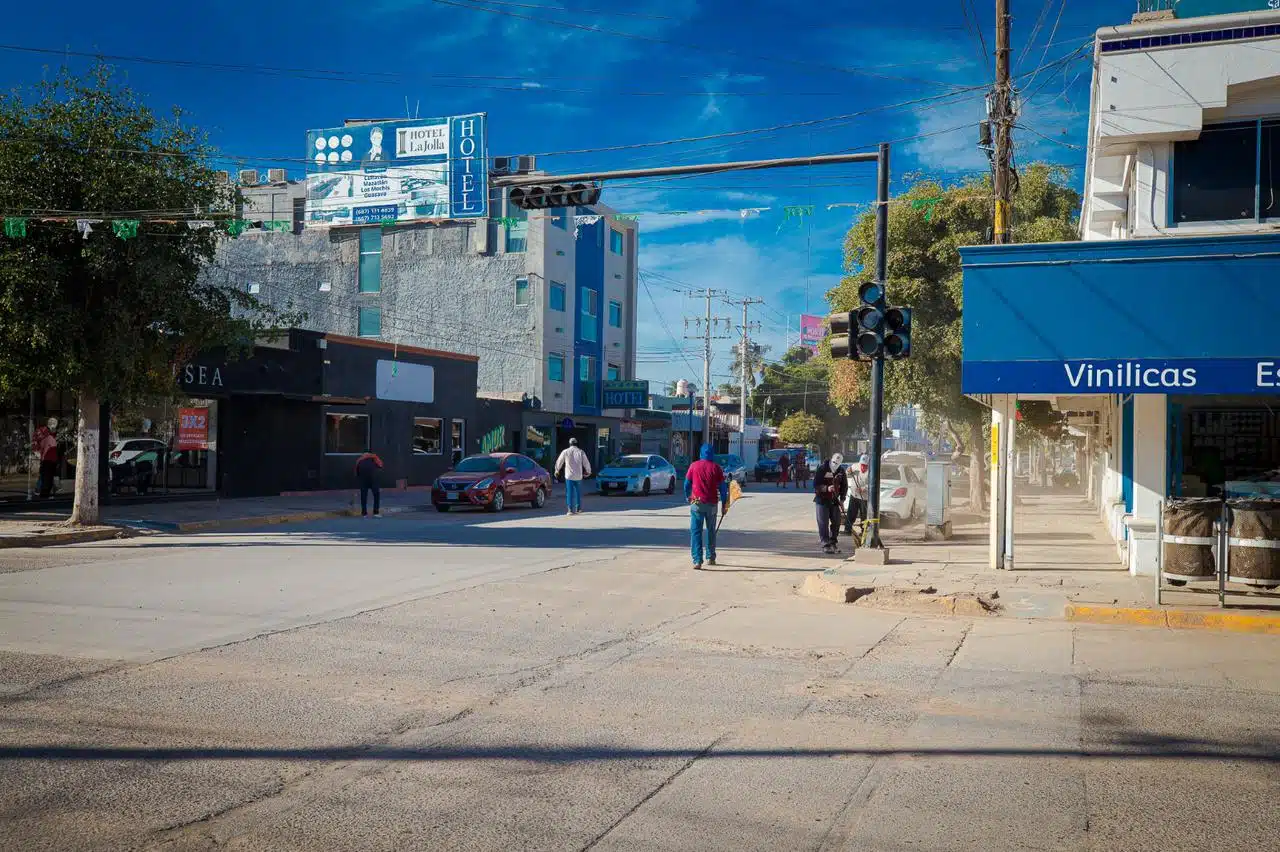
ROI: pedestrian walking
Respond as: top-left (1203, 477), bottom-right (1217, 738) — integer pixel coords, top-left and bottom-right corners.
top-left (32, 419), bottom-right (58, 499)
top-left (685, 443), bottom-right (728, 570)
top-left (354, 449), bottom-right (384, 517)
top-left (554, 437), bottom-right (592, 515)
top-left (814, 453), bottom-right (847, 554)
top-left (843, 454), bottom-right (870, 541)
top-left (777, 451), bottom-right (790, 489)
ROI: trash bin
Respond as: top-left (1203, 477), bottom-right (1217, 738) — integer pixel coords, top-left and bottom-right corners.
top-left (1226, 498), bottom-right (1280, 589)
top-left (1162, 498), bottom-right (1220, 585)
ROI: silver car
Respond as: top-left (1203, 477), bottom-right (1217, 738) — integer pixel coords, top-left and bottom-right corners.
top-left (596, 454), bottom-right (678, 496)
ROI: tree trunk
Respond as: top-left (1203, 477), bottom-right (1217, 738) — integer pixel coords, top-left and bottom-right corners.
top-left (69, 391), bottom-right (101, 526)
top-left (968, 419), bottom-right (986, 514)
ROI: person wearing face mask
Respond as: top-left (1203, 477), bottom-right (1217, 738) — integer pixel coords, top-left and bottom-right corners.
top-left (813, 452), bottom-right (847, 554)
top-left (843, 454), bottom-right (870, 541)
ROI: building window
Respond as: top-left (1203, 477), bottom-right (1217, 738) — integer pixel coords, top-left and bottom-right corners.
top-left (580, 287), bottom-right (598, 343)
top-left (579, 355), bottom-right (598, 408)
top-left (1173, 120), bottom-right (1272, 224)
top-left (358, 307), bottom-right (381, 337)
top-left (609, 227), bottom-right (624, 254)
top-left (608, 299), bottom-right (622, 328)
top-left (412, 417), bottom-right (443, 455)
top-left (515, 276), bottom-right (531, 307)
top-left (607, 363), bottom-right (620, 381)
top-left (549, 281), bottom-right (566, 312)
top-left (451, 419), bottom-right (465, 465)
top-left (358, 228), bottom-right (382, 293)
top-left (552, 208), bottom-right (567, 229)
top-left (549, 353), bottom-right (565, 382)
top-left (505, 194), bottom-right (528, 252)
top-left (325, 413), bottom-right (369, 454)
top-left (292, 197), bottom-right (306, 234)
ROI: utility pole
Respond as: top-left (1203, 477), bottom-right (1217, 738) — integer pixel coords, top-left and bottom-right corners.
top-left (684, 291), bottom-right (730, 448)
top-left (728, 297), bottom-right (765, 459)
top-left (991, 0), bottom-right (1016, 244)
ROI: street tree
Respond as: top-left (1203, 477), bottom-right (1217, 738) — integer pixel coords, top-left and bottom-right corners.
top-left (828, 164), bottom-right (1080, 511)
top-left (755, 346), bottom-right (828, 424)
top-left (728, 341), bottom-right (770, 391)
top-left (0, 65), bottom-right (281, 523)
top-left (776, 411), bottom-right (824, 448)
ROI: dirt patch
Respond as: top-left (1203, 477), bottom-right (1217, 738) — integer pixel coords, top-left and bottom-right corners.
top-left (849, 588), bottom-right (1002, 616)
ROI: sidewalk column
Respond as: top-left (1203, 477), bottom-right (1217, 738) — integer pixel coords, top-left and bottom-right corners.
top-left (1124, 394), bottom-right (1167, 576)
top-left (1004, 394), bottom-right (1017, 571)
top-left (989, 393), bottom-right (1008, 570)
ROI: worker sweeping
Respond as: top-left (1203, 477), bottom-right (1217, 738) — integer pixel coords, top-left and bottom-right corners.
top-left (685, 443), bottom-right (729, 570)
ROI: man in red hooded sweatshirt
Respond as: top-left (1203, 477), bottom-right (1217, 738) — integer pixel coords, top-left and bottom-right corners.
top-left (353, 449), bottom-right (384, 517)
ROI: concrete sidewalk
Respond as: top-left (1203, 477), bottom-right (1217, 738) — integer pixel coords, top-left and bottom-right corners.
top-left (796, 492), bottom-right (1280, 634)
top-left (0, 489), bottom-right (429, 546)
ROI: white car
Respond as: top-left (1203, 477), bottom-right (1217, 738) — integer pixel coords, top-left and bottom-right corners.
top-left (109, 438), bottom-right (168, 466)
top-left (595, 454), bottom-right (678, 496)
top-left (878, 462), bottom-right (925, 526)
top-left (883, 451), bottom-right (927, 480)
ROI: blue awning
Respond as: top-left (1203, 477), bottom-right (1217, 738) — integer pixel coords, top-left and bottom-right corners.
top-left (959, 233), bottom-right (1280, 395)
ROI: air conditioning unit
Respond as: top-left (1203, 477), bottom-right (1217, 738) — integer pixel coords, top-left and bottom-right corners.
top-left (238, 169), bottom-right (259, 185)
top-left (267, 168), bottom-right (287, 183)
top-left (213, 170), bottom-right (230, 184)
top-left (491, 155), bottom-right (536, 176)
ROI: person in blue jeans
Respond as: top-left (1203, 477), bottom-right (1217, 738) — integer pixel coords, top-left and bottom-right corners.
top-left (684, 443), bottom-right (729, 569)
top-left (554, 437), bottom-right (592, 515)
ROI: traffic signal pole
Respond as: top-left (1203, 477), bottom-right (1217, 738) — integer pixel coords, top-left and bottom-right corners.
top-left (866, 143), bottom-right (890, 549)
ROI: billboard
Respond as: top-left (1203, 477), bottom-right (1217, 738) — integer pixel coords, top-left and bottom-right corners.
top-left (304, 113), bottom-right (488, 226)
top-left (800, 314), bottom-right (825, 351)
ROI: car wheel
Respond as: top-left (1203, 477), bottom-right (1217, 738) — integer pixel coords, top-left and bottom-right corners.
top-left (642, 478), bottom-right (651, 496)
top-left (665, 476), bottom-right (675, 495)
top-left (436, 504), bottom-right (450, 513)
top-left (488, 489), bottom-right (505, 513)
top-left (533, 487), bottom-right (546, 509)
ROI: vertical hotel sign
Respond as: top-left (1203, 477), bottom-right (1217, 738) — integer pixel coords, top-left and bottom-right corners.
top-left (305, 112), bottom-right (488, 226)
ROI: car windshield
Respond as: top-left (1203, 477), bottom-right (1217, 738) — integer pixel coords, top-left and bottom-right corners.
top-left (714, 455), bottom-right (737, 466)
top-left (880, 464), bottom-right (904, 483)
top-left (606, 457), bottom-right (649, 469)
top-left (765, 450), bottom-right (789, 460)
top-left (455, 456), bottom-right (501, 473)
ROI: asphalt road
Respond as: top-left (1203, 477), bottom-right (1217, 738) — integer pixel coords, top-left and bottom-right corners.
top-left (1, 490), bottom-right (1277, 851)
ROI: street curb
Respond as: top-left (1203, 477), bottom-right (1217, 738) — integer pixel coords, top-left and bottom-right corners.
top-left (1066, 603), bottom-right (1280, 635)
top-left (798, 574), bottom-right (1002, 616)
top-left (167, 503), bottom-right (422, 532)
top-left (0, 528), bottom-right (130, 549)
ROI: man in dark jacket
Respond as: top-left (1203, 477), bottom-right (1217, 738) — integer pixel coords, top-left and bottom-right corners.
top-left (813, 453), bottom-right (846, 554)
top-left (354, 450), bottom-right (384, 517)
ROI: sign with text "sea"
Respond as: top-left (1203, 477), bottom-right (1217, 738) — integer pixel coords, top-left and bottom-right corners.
top-left (963, 358), bottom-right (1280, 395)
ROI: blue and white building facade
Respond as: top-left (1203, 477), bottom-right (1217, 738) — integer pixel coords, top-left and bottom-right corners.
top-left (961, 6), bottom-right (1280, 575)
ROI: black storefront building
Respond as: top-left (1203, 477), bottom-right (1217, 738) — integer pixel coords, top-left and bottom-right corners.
top-left (0, 329), bottom-right (480, 506)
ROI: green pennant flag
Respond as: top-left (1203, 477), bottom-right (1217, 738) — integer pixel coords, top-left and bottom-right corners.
top-left (226, 219), bottom-right (251, 237)
top-left (3, 217), bottom-right (27, 238)
top-left (911, 197), bottom-right (941, 222)
top-left (263, 220), bottom-right (291, 233)
top-left (112, 219), bottom-right (140, 240)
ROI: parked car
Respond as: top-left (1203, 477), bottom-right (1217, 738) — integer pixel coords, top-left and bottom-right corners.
top-left (432, 453), bottom-right (551, 513)
top-left (879, 462), bottom-right (925, 526)
top-left (883, 450), bottom-right (928, 480)
top-left (714, 453), bottom-right (748, 485)
top-left (108, 438), bottom-right (168, 466)
top-left (596, 454), bottom-right (677, 496)
top-left (754, 448), bottom-right (805, 482)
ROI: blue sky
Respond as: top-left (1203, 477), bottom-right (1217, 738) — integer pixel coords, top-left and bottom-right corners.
top-left (3, 0), bottom-right (1130, 389)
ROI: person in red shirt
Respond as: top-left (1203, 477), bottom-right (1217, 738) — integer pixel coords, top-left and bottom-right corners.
top-left (777, 451), bottom-right (790, 489)
top-left (684, 443), bottom-right (728, 570)
top-left (32, 419), bottom-right (59, 499)
top-left (353, 450), bottom-right (384, 517)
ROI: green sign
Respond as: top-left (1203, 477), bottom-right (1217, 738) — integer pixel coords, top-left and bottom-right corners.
top-left (602, 380), bottom-right (649, 408)
top-left (480, 425), bottom-right (506, 454)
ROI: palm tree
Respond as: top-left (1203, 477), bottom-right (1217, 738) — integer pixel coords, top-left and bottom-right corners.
top-left (729, 342), bottom-right (770, 391)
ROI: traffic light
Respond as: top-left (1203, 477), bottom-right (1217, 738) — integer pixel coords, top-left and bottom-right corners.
top-left (508, 182), bottom-right (602, 210)
top-left (855, 280), bottom-right (885, 359)
top-left (884, 307), bottom-right (911, 359)
top-left (828, 311), bottom-right (854, 360)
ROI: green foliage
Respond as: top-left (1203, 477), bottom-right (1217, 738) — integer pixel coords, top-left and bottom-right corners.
top-left (0, 64), bottom-right (282, 403)
top-left (776, 411), bottom-right (824, 447)
top-left (754, 346), bottom-right (828, 423)
top-left (828, 164), bottom-right (1081, 441)
top-left (729, 341), bottom-right (770, 391)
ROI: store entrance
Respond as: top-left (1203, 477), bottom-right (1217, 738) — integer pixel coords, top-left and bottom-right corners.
top-left (1169, 396), bottom-right (1280, 499)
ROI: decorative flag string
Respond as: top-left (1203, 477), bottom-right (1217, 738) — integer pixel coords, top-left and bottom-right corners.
top-left (112, 219), bottom-right (140, 240)
top-left (3, 217), bottom-right (26, 238)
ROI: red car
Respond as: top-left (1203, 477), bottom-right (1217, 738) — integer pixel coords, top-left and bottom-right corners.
top-left (431, 452), bottom-right (552, 513)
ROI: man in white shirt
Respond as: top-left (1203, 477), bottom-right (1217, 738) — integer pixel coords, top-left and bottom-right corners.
top-left (843, 454), bottom-right (870, 540)
top-left (554, 437), bottom-right (592, 515)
